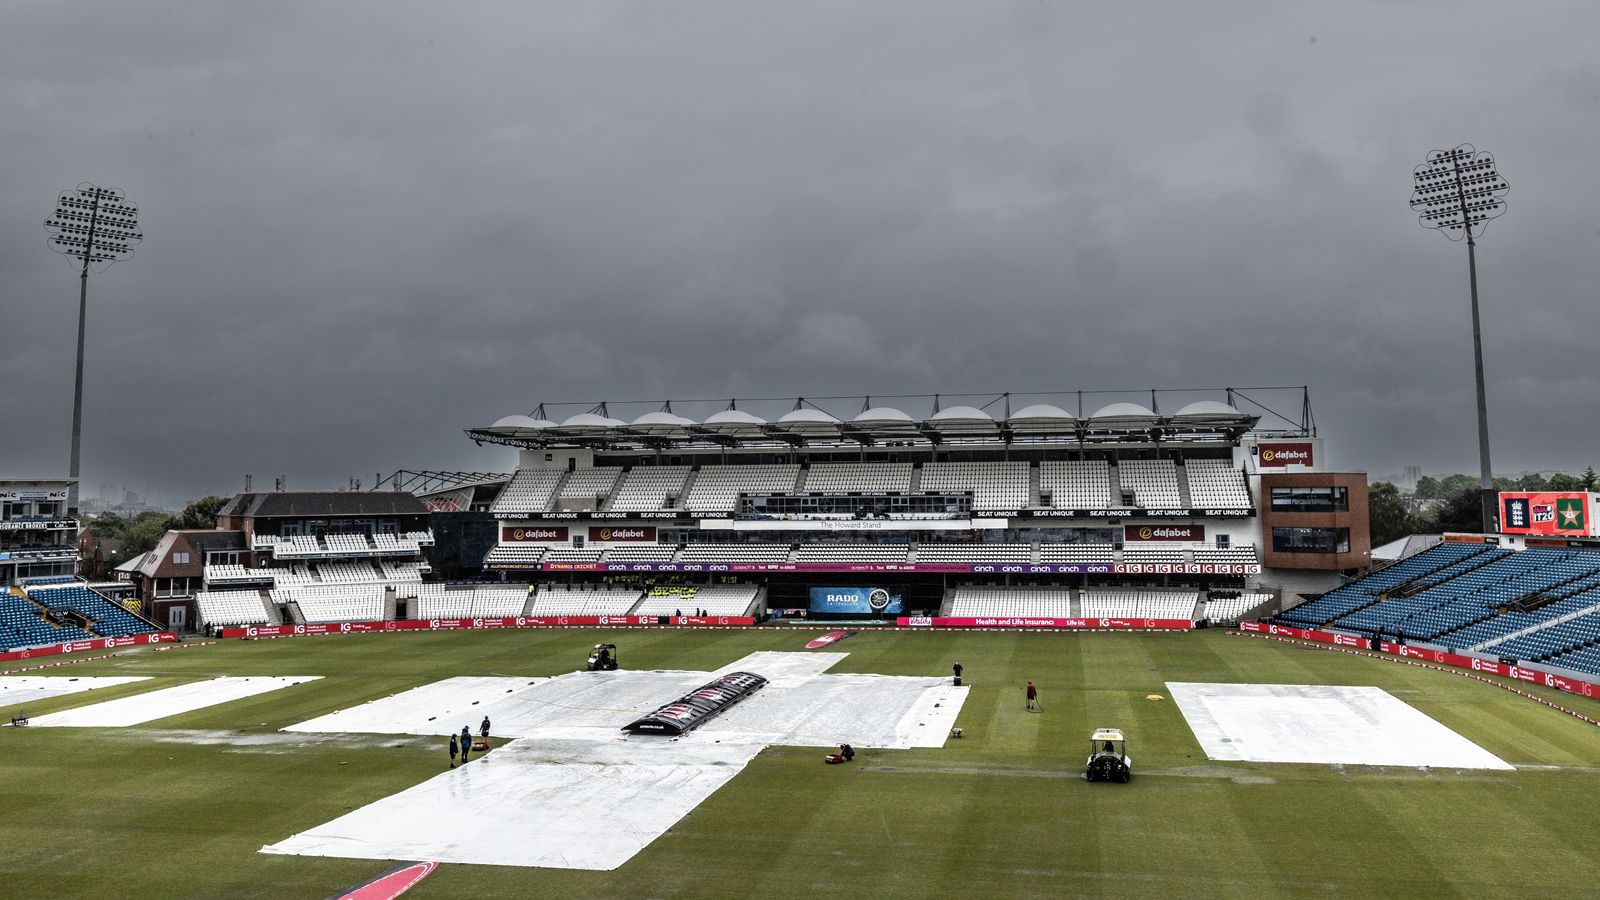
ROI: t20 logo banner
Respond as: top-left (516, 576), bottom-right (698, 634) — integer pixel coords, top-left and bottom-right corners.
top-left (1500, 492), bottom-right (1594, 536)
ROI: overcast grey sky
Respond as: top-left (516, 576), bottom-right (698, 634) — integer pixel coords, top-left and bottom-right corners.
top-left (4, 1), bottom-right (1599, 503)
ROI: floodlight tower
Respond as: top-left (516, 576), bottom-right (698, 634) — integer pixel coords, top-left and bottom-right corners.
top-left (44, 184), bottom-right (143, 515)
top-left (1410, 145), bottom-right (1509, 534)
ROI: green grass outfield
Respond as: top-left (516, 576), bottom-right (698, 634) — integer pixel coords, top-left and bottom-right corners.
top-left (3, 627), bottom-right (1599, 899)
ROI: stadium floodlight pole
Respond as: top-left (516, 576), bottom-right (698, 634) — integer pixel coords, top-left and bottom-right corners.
top-left (1411, 145), bottom-right (1509, 534)
top-left (44, 184), bottom-right (143, 515)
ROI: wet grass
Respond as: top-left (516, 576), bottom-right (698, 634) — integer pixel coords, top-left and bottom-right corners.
top-left (2, 628), bottom-right (1599, 898)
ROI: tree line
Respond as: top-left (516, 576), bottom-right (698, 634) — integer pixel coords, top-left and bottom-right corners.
top-left (82, 496), bottom-right (231, 570)
top-left (1370, 469), bottom-right (1599, 548)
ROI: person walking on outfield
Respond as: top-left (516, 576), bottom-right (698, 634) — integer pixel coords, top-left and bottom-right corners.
top-left (480, 716), bottom-right (491, 741)
top-left (460, 725), bottom-right (472, 762)
top-left (448, 733), bottom-right (458, 768)
top-left (1026, 680), bottom-right (1038, 711)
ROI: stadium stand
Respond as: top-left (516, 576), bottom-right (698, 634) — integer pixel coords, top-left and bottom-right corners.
top-left (1493, 610), bottom-right (1600, 664)
top-left (633, 583), bottom-right (761, 616)
top-left (483, 545), bottom-right (547, 567)
top-left (407, 584), bottom-right (528, 618)
top-left (677, 542), bottom-right (792, 563)
top-left (802, 462), bottom-right (914, 494)
top-left (203, 563), bottom-right (270, 584)
top-left (608, 466), bottom-right (692, 511)
top-left (949, 586), bottom-right (1074, 617)
top-left (1203, 592), bottom-right (1273, 625)
top-left (917, 542), bottom-right (1031, 563)
top-left (1545, 633), bottom-right (1600, 676)
top-left (918, 462), bottom-right (1029, 509)
top-left (1446, 573), bottom-right (1600, 649)
top-left (792, 543), bottom-right (910, 563)
top-left (1121, 546), bottom-right (1186, 565)
top-left (1116, 459), bottom-right (1181, 507)
top-left (315, 560), bottom-right (382, 583)
top-left (27, 584), bottom-right (158, 639)
top-left (1037, 543), bottom-right (1117, 564)
top-left (1039, 460), bottom-right (1112, 509)
top-left (685, 465), bottom-right (801, 512)
top-left (1183, 459), bottom-right (1252, 507)
top-left (1192, 546), bottom-right (1259, 566)
top-left (542, 548), bottom-right (607, 565)
top-left (527, 585), bottom-right (642, 616)
top-left (276, 584), bottom-right (385, 624)
top-left (1334, 547), bottom-right (1576, 636)
top-left (195, 589), bottom-right (274, 627)
top-left (491, 468), bottom-right (566, 515)
top-left (556, 467), bottom-right (623, 508)
top-left (601, 544), bottom-right (682, 564)
top-left (2, 588), bottom-right (96, 649)
top-left (1082, 589), bottom-right (1200, 620)
top-left (1275, 542), bottom-right (1493, 627)
top-left (1272, 543), bottom-right (1600, 677)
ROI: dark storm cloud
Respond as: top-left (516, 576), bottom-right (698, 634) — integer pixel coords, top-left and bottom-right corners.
top-left (4, 1), bottom-right (1600, 502)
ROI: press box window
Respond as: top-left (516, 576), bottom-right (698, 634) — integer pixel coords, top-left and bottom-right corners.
top-left (1271, 527), bottom-right (1350, 554)
top-left (1270, 486), bottom-right (1348, 513)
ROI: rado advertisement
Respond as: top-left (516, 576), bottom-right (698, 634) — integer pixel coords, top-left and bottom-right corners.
top-left (808, 586), bottom-right (905, 615)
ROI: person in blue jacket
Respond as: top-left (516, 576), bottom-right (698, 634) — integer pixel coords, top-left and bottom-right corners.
top-left (460, 725), bottom-right (472, 762)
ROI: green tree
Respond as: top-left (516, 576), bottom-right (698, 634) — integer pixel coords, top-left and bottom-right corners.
top-left (87, 511), bottom-right (128, 539)
top-left (1583, 466), bottom-right (1598, 492)
top-left (122, 513), bottom-right (175, 560)
top-left (175, 495), bottom-right (229, 530)
top-left (1547, 473), bottom-right (1584, 491)
top-left (1368, 482), bottom-right (1414, 547)
top-left (1425, 487), bottom-right (1484, 534)
top-left (1514, 472), bottom-right (1549, 491)
top-left (1413, 475), bottom-right (1442, 499)
top-left (1438, 474), bottom-right (1479, 498)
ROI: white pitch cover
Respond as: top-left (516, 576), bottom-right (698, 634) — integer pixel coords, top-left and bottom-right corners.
top-left (269, 652), bottom-right (970, 869)
top-left (0, 676), bottom-right (150, 708)
top-left (1167, 682), bottom-right (1512, 769)
top-left (29, 676), bottom-right (321, 727)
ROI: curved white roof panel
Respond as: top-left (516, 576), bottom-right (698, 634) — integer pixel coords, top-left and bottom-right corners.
top-left (630, 412), bottom-right (697, 428)
top-left (1172, 400), bottom-right (1247, 419)
top-left (775, 408), bottom-right (842, 427)
top-left (559, 412), bottom-right (627, 428)
top-left (929, 405), bottom-right (994, 424)
top-left (1008, 404), bottom-right (1076, 423)
top-left (703, 409), bottom-right (768, 427)
top-left (853, 406), bottom-right (915, 424)
top-left (491, 414), bottom-right (555, 429)
top-left (1089, 402), bottom-right (1158, 421)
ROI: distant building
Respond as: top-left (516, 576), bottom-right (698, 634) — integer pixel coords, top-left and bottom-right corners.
top-left (1, 478), bottom-right (79, 583)
top-left (1399, 466), bottom-right (1423, 495)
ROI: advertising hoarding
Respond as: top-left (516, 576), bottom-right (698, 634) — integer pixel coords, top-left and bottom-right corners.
top-left (1123, 524), bottom-right (1205, 542)
top-left (1255, 442), bottom-right (1315, 468)
top-left (501, 525), bottom-right (569, 542)
top-left (1499, 492), bottom-right (1598, 537)
top-left (809, 586), bottom-right (904, 615)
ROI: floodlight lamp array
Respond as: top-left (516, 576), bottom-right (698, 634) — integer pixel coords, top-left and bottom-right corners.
top-left (1410, 144), bottom-right (1508, 240)
top-left (44, 183), bottom-right (143, 270)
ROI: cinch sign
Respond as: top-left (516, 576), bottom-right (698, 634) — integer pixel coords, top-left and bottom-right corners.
top-left (588, 526), bottom-right (656, 542)
top-left (1256, 442), bottom-right (1314, 468)
top-left (1124, 524), bottom-right (1205, 542)
top-left (502, 525), bottom-right (569, 542)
